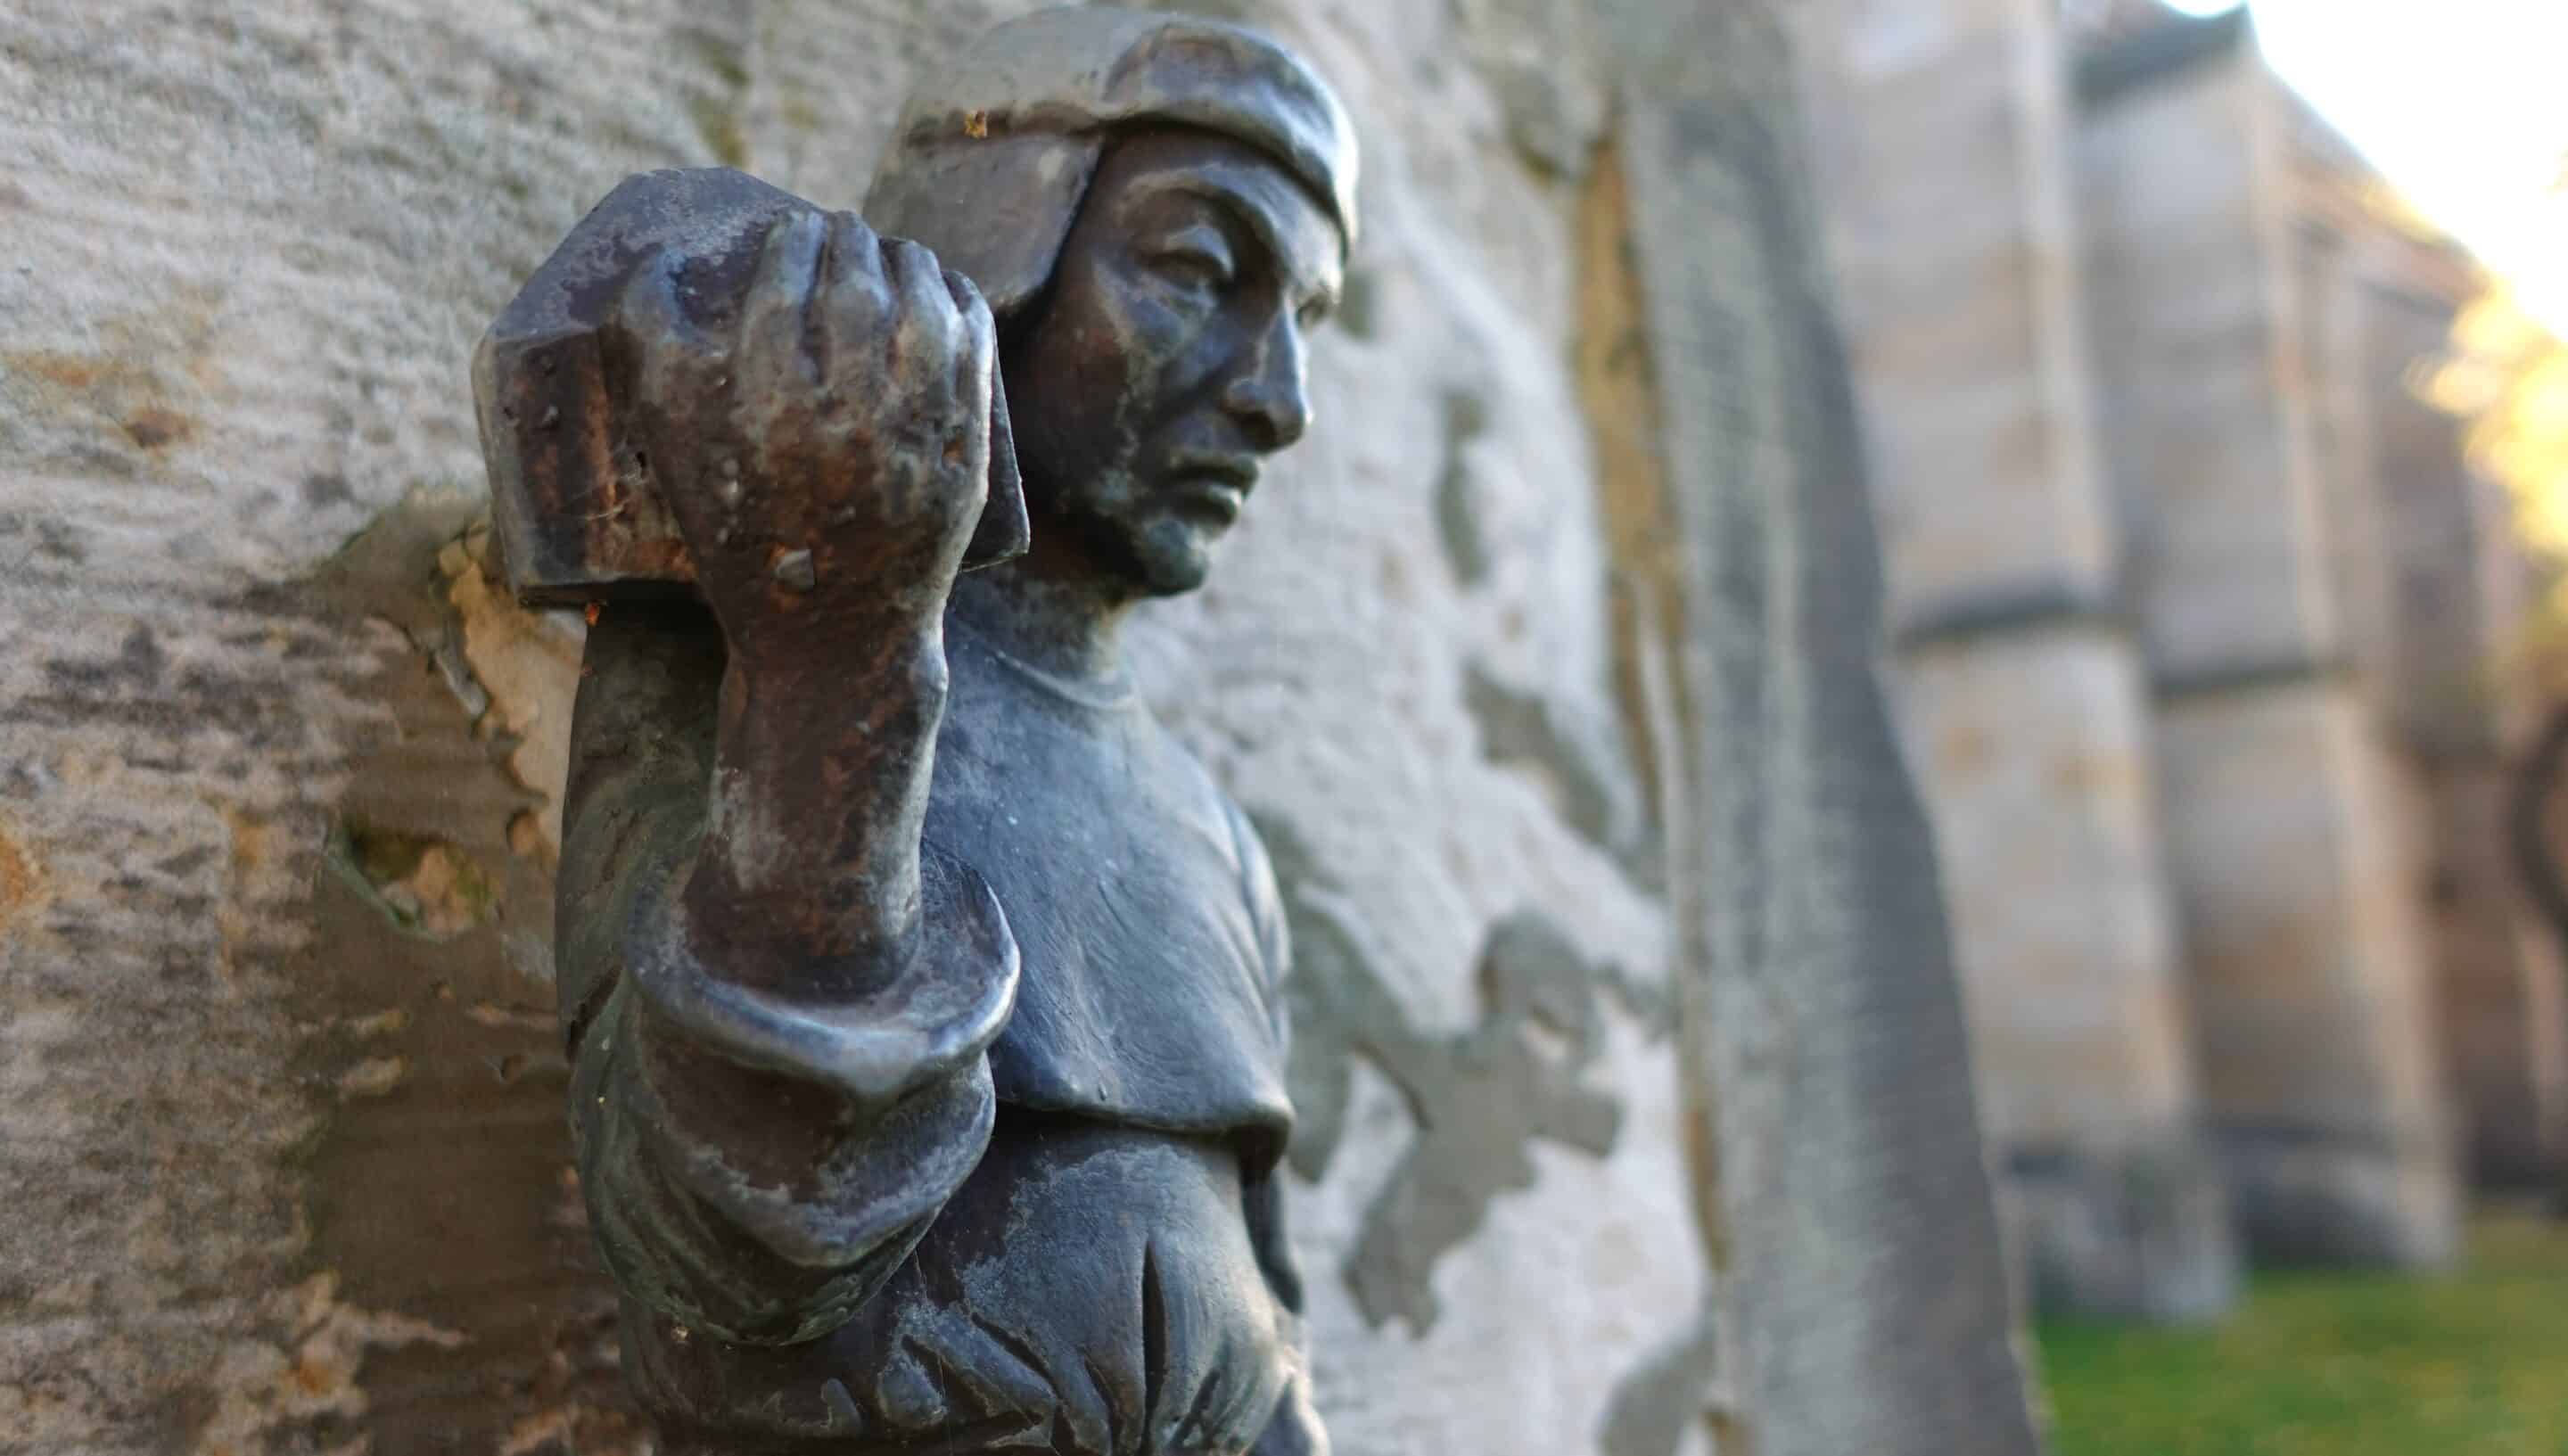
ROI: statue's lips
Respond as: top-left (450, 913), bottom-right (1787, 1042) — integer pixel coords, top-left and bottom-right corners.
top-left (1162, 453), bottom-right (1259, 523)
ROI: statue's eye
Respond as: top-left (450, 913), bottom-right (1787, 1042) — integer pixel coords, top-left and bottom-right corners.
top-left (1144, 226), bottom-right (1236, 299)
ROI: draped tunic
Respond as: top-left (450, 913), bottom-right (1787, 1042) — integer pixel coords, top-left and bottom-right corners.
top-left (557, 605), bottom-right (1322, 1455)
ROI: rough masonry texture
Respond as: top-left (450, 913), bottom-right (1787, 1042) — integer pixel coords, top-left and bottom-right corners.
top-left (1794, 0), bottom-right (2539, 1319)
top-left (1791, 0), bottom-right (2237, 1322)
top-left (2074, 18), bottom-right (2458, 1269)
top-left (2287, 182), bottom-right (2567, 1197)
top-left (1598, 0), bottom-right (2043, 1450)
top-left (0, 2), bottom-right (2035, 1453)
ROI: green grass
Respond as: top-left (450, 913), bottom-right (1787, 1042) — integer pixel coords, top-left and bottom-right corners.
top-left (2038, 1215), bottom-right (2568, 1455)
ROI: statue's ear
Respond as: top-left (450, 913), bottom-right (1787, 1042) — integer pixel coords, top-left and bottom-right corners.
top-left (863, 131), bottom-right (1099, 319)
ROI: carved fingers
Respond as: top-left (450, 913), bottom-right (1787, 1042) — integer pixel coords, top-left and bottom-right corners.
top-left (865, 234), bottom-right (988, 544)
top-left (939, 267), bottom-right (1000, 510)
top-left (731, 210), bottom-right (830, 477)
top-left (614, 210), bottom-right (999, 653)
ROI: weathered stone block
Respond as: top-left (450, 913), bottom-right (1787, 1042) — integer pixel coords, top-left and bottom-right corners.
top-left (1793, 0), bottom-right (2118, 632)
top-left (2078, 51), bottom-right (2340, 680)
top-left (2003, 1130), bottom-right (2237, 1322)
top-left (1798, 0), bottom-right (2230, 1326)
top-left (2154, 680), bottom-right (2459, 1267)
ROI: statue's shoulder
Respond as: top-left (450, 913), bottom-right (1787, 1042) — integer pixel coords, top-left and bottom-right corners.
top-left (1212, 788), bottom-right (1289, 983)
top-left (1131, 722), bottom-right (1273, 906)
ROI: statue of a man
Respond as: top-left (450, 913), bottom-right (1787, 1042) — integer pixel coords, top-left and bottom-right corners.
top-left (547, 11), bottom-right (1354, 1453)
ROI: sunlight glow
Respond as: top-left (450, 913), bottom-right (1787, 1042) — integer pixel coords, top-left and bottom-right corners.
top-left (2250, 0), bottom-right (2568, 334)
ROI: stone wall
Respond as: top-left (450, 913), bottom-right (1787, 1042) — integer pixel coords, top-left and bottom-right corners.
top-left (1779, 0), bottom-right (2540, 1323)
top-left (0, 2), bottom-right (2031, 1453)
top-left (2073, 23), bottom-right (2458, 1268)
top-left (1600, 1), bottom-right (2042, 1447)
top-left (1790, 0), bottom-right (2235, 1322)
top-left (2315, 230), bottom-right (2568, 1194)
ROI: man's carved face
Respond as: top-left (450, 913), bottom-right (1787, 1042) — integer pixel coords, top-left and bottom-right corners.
top-left (1001, 129), bottom-right (1345, 596)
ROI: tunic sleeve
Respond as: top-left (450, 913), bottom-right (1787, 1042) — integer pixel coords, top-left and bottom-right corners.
top-left (557, 603), bottom-right (1017, 1346)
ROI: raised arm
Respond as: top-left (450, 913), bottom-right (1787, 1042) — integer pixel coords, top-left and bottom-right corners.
top-left (555, 211), bottom-right (1017, 1345)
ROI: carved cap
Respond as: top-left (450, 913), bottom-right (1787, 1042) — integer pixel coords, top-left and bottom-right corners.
top-left (863, 7), bottom-right (1360, 320)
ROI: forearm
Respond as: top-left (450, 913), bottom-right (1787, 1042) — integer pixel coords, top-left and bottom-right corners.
top-left (684, 608), bottom-right (951, 983)
top-left (547, 202), bottom-right (1016, 1342)
top-left (561, 605), bottom-right (1017, 1345)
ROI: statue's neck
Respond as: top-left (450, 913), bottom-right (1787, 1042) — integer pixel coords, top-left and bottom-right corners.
top-left (944, 531), bottom-right (1140, 687)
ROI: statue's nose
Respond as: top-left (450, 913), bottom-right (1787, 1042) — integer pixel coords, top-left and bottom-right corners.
top-left (1222, 320), bottom-right (1313, 452)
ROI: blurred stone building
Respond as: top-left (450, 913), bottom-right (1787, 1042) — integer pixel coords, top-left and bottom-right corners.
top-left (1794, 0), bottom-right (2562, 1321)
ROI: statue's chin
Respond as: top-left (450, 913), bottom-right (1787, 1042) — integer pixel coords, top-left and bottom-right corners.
top-left (1134, 530), bottom-right (1221, 598)
top-left (1079, 511), bottom-right (1221, 599)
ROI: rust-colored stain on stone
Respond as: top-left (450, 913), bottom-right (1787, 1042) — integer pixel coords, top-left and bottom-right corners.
top-left (0, 822), bottom-right (40, 930)
top-left (11, 349), bottom-right (103, 391)
top-left (288, 1353), bottom-right (340, 1398)
top-left (1937, 721), bottom-right (1996, 774)
top-left (228, 809), bottom-right (282, 875)
top-left (6, 292), bottom-right (226, 468)
top-left (2050, 751), bottom-right (2138, 797)
top-left (123, 405), bottom-right (196, 448)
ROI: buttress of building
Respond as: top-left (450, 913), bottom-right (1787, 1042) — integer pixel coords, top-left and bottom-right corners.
top-left (1791, 0), bottom-right (2559, 1320)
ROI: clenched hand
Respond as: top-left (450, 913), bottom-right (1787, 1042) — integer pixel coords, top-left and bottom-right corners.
top-left (613, 210), bottom-right (1000, 664)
